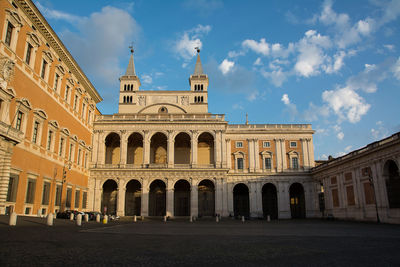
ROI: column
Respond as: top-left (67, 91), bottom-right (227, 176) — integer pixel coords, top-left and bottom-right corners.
top-left (248, 139), bottom-right (254, 172)
top-left (227, 182), bottom-right (234, 216)
top-left (221, 132), bottom-right (227, 168)
top-left (214, 131), bottom-right (222, 168)
top-left (278, 182), bottom-right (291, 219)
top-left (167, 131), bottom-right (174, 168)
top-left (281, 139), bottom-right (287, 171)
top-left (166, 179), bottom-right (174, 217)
top-left (91, 130), bottom-right (99, 165)
top-left (98, 131), bottom-right (106, 165)
top-left (190, 180), bottom-right (198, 217)
top-left (256, 181), bottom-right (263, 217)
top-left (249, 181), bottom-right (257, 217)
top-left (301, 138), bottom-right (309, 169)
top-left (141, 179), bottom-right (149, 216)
top-left (120, 130), bottom-right (128, 165)
top-left (254, 139), bottom-right (260, 172)
top-left (226, 139), bottom-right (231, 169)
top-left (0, 138), bottom-right (15, 214)
top-left (215, 178), bottom-right (223, 215)
top-left (117, 185), bottom-right (125, 216)
top-left (222, 178), bottom-right (229, 216)
top-left (191, 131), bottom-right (198, 168)
top-left (143, 131), bottom-right (150, 167)
top-left (274, 139), bottom-right (282, 172)
top-left (307, 138), bottom-right (315, 167)
top-left (94, 179), bottom-right (102, 212)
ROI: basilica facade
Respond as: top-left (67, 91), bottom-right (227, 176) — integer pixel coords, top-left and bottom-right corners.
top-left (88, 51), bottom-right (320, 219)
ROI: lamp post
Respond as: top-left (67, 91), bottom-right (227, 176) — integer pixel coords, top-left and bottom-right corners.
top-left (61, 161), bottom-right (71, 211)
top-left (368, 173), bottom-right (380, 223)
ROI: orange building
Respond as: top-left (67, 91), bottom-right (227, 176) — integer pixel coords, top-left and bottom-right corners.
top-left (0, 0), bottom-right (101, 216)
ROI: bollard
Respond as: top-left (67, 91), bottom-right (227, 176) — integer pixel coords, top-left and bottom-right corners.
top-left (267, 215), bottom-right (271, 222)
top-left (163, 216), bottom-right (167, 222)
top-left (190, 216), bottom-right (193, 223)
top-left (103, 215), bottom-right (108, 224)
top-left (46, 213), bottom-right (53, 226)
top-left (96, 214), bottom-right (100, 223)
top-left (76, 214), bottom-right (82, 226)
top-left (241, 216), bottom-right (245, 223)
top-left (37, 210), bottom-right (41, 217)
top-left (9, 212), bottom-right (17, 226)
top-left (84, 214), bottom-right (89, 222)
top-left (133, 215), bottom-right (137, 222)
top-left (216, 216), bottom-right (219, 223)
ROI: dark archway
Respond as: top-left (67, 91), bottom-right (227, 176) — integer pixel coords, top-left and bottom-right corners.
top-left (262, 183), bottom-right (278, 219)
top-left (384, 160), bottom-right (400, 208)
top-left (101, 179), bottom-right (117, 215)
top-left (174, 180), bottom-right (190, 216)
top-left (150, 132), bottom-right (167, 165)
top-left (149, 179), bottom-right (166, 216)
top-left (233, 183), bottom-right (250, 218)
top-left (290, 183), bottom-right (305, 219)
top-left (198, 179), bottom-right (215, 217)
top-left (125, 180), bottom-right (141, 216)
top-left (127, 133), bottom-right (143, 165)
top-left (198, 132), bottom-right (214, 165)
top-left (105, 133), bottom-right (120, 164)
top-left (174, 132), bottom-right (191, 165)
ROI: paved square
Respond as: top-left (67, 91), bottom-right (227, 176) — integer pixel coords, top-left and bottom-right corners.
top-left (0, 216), bottom-right (399, 266)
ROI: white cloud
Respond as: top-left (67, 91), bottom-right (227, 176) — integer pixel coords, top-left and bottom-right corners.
top-left (392, 57), bottom-right (400, 80)
top-left (242, 38), bottom-right (270, 56)
top-left (260, 68), bottom-right (287, 87)
top-left (174, 24), bottom-right (211, 62)
top-left (371, 121), bottom-right (389, 140)
top-left (383, 44), bottom-right (395, 51)
top-left (36, 2), bottom-right (83, 23)
top-left (218, 59), bottom-right (235, 75)
top-left (322, 86), bottom-right (370, 123)
top-left (232, 103), bottom-right (244, 110)
top-left (337, 132), bottom-right (344, 140)
top-left (253, 57), bottom-right (262, 66)
top-left (141, 74), bottom-right (152, 84)
top-left (281, 94), bottom-right (290, 105)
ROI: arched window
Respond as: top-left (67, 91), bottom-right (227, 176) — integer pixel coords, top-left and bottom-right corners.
top-left (158, 107), bottom-right (168, 113)
top-left (124, 84), bottom-right (126, 91)
top-left (195, 85), bottom-right (197, 91)
top-left (123, 96), bottom-right (126, 103)
top-left (201, 96), bottom-right (204, 102)
top-left (130, 96), bottom-right (133, 103)
top-left (201, 84), bottom-right (203, 91)
top-left (130, 84), bottom-right (133, 91)
top-left (194, 96), bottom-right (197, 103)
top-left (384, 160), bottom-right (400, 208)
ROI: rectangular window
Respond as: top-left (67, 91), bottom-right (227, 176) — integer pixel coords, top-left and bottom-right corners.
top-left (42, 181), bottom-right (51, 205)
top-left (66, 188), bottom-right (72, 208)
top-left (54, 73), bottom-right (60, 91)
top-left (290, 141), bottom-right (297, 148)
top-left (25, 179), bottom-right (36, 204)
top-left (263, 141), bottom-right (270, 148)
top-left (236, 141), bottom-right (243, 148)
top-left (265, 158), bottom-right (271, 169)
top-left (15, 111), bottom-right (23, 130)
top-left (88, 110), bottom-right (91, 124)
top-left (75, 190), bottom-right (80, 208)
top-left (59, 137), bottom-right (64, 157)
top-left (332, 188), bottom-right (339, 207)
top-left (5, 22), bottom-right (14, 46)
top-left (25, 43), bottom-right (33, 65)
top-left (6, 174), bottom-right (18, 202)
top-left (77, 148), bottom-right (81, 165)
top-left (82, 103), bottom-right (86, 119)
top-left (73, 95), bottom-right (78, 110)
top-left (84, 153), bottom-right (88, 168)
top-left (55, 184), bottom-right (62, 206)
top-left (292, 157), bottom-right (299, 169)
top-left (364, 182), bottom-right (375, 205)
top-left (237, 158), bottom-right (244, 170)
top-left (64, 85), bottom-right (70, 102)
top-left (82, 192), bottom-right (87, 209)
top-left (69, 143), bottom-right (73, 161)
top-left (32, 121), bottom-right (39, 144)
top-left (47, 130), bottom-right (53, 151)
top-left (41, 59), bottom-right (47, 79)
top-left (346, 185), bottom-right (355, 206)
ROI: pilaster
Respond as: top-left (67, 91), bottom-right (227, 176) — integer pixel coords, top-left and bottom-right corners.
top-left (143, 131), bottom-right (150, 167)
top-left (120, 130), bottom-right (128, 165)
top-left (214, 130), bottom-right (222, 168)
top-left (166, 179), bottom-right (174, 217)
top-left (248, 139), bottom-right (254, 172)
top-left (167, 131), bottom-right (174, 168)
top-left (281, 138), bottom-right (287, 171)
top-left (117, 186), bottom-right (126, 216)
top-left (301, 138), bottom-right (309, 169)
top-left (191, 130), bottom-right (198, 168)
top-left (141, 179), bottom-right (149, 216)
top-left (254, 139), bottom-right (260, 172)
top-left (226, 139), bottom-right (231, 169)
top-left (190, 180), bottom-right (198, 217)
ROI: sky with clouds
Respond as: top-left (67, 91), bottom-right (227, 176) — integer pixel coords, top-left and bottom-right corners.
top-left (35, 0), bottom-right (400, 160)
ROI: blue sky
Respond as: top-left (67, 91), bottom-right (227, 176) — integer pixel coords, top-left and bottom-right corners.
top-left (35, 0), bottom-right (400, 160)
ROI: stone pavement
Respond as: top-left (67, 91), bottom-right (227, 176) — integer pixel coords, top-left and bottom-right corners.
top-left (0, 215), bottom-right (399, 266)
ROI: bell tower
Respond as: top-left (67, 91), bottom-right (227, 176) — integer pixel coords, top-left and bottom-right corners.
top-left (119, 46), bottom-right (140, 106)
top-left (189, 48), bottom-right (208, 108)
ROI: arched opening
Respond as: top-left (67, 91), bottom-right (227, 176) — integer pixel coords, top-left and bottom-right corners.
top-left (125, 180), bottom-right (141, 216)
top-left (149, 179), bottom-right (166, 216)
top-left (233, 183), bottom-right (250, 218)
top-left (174, 180), bottom-right (190, 216)
top-left (198, 179), bottom-right (215, 217)
top-left (195, 85), bottom-right (198, 91)
top-left (201, 84), bottom-right (203, 91)
top-left (198, 132), bottom-right (214, 165)
top-left (150, 132), bottom-right (167, 165)
top-left (123, 96), bottom-right (126, 103)
top-left (127, 133), bottom-right (143, 165)
top-left (101, 179), bottom-right (118, 215)
top-left (105, 133), bottom-right (120, 164)
top-left (290, 183), bottom-right (305, 218)
top-left (384, 160), bottom-right (400, 208)
top-left (262, 183), bottom-right (278, 219)
top-left (124, 84), bottom-right (126, 91)
top-left (174, 132), bottom-right (191, 164)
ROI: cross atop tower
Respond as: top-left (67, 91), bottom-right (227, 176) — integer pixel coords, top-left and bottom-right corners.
top-left (129, 43), bottom-right (134, 54)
